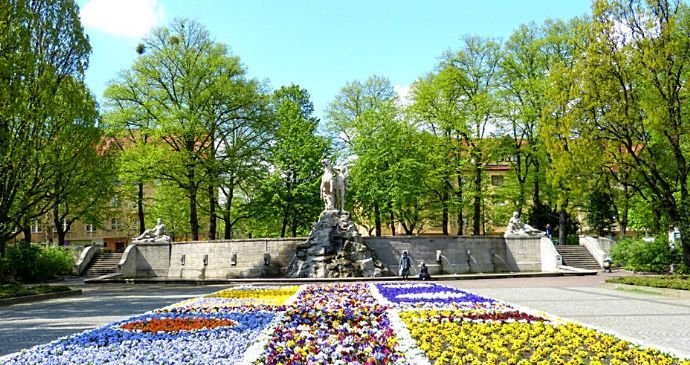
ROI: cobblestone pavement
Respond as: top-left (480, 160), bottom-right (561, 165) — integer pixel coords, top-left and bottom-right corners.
top-left (2, 273), bottom-right (689, 360)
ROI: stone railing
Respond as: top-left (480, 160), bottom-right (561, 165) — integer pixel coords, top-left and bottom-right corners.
top-left (73, 244), bottom-right (100, 275)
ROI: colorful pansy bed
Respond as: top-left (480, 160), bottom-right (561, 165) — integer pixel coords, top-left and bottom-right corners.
top-left (5, 283), bottom-right (689, 364)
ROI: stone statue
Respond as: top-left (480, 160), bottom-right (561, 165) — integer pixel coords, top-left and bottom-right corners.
top-left (505, 211), bottom-right (543, 237)
top-left (320, 159), bottom-right (346, 211)
top-left (133, 218), bottom-right (171, 243)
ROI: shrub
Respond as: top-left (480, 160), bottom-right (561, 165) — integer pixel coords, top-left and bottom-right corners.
top-left (609, 237), bottom-right (678, 273)
top-left (0, 284), bottom-right (71, 299)
top-left (2, 243), bottom-right (75, 282)
top-left (606, 276), bottom-right (690, 291)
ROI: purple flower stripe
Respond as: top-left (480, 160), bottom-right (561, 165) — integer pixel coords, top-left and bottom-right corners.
top-left (375, 283), bottom-right (495, 305)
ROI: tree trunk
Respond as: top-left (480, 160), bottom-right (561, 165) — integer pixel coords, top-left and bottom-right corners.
top-left (280, 184), bottom-right (292, 238)
top-left (53, 207), bottom-right (67, 246)
top-left (620, 185), bottom-right (629, 237)
top-left (559, 206), bottom-right (567, 245)
top-left (388, 206), bottom-right (395, 236)
top-left (532, 162), bottom-right (541, 208)
top-left (280, 209), bottom-right (289, 238)
top-left (223, 183), bottom-right (234, 239)
top-left (208, 184), bottom-right (216, 240)
top-left (137, 181), bottom-right (145, 234)
top-left (456, 174), bottom-right (463, 235)
top-left (21, 225), bottom-right (31, 244)
top-left (189, 184), bottom-right (199, 241)
top-left (442, 181), bottom-right (449, 235)
top-left (374, 203), bottom-right (381, 237)
top-left (473, 164), bottom-right (482, 235)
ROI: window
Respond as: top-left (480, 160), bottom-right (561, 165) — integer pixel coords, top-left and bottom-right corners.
top-left (31, 219), bottom-right (42, 233)
top-left (110, 196), bottom-right (121, 208)
top-left (491, 175), bottom-right (504, 186)
top-left (111, 218), bottom-right (123, 230)
top-left (85, 223), bottom-right (96, 233)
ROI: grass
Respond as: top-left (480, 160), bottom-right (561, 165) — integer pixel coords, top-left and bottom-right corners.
top-left (614, 286), bottom-right (664, 296)
top-left (606, 275), bottom-right (690, 291)
top-left (0, 284), bottom-right (72, 299)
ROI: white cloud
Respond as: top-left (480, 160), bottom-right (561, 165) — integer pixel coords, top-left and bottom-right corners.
top-left (394, 84), bottom-right (411, 106)
top-left (80, 0), bottom-right (164, 39)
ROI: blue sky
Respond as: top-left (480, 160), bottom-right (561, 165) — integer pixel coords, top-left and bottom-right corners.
top-left (78, 0), bottom-right (592, 119)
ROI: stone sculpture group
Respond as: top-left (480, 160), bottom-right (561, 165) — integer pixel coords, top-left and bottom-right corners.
top-left (504, 211), bottom-right (544, 238)
top-left (286, 159), bottom-right (387, 278)
top-left (320, 159), bottom-right (346, 212)
top-left (133, 218), bottom-right (171, 243)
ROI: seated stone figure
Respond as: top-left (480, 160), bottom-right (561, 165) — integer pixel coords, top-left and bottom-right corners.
top-left (505, 211), bottom-right (543, 237)
top-left (133, 218), bottom-right (170, 242)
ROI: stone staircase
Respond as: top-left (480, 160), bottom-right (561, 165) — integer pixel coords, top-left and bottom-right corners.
top-left (556, 245), bottom-right (601, 270)
top-left (84, 252), bottom-right (122, 277)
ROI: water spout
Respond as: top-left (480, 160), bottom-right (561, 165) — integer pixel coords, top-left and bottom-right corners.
top-left (492, 253), bottom-right (513, 273)
top-left (438, 254), bottom-right (458, 275)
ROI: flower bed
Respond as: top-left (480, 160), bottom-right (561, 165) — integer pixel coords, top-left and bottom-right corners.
top-left (5, 282), bottom-right (690, 364)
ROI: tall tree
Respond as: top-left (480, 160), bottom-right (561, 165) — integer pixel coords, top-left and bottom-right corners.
top-left (541, 17), bottom-right (592, 244)
top-left (326, 76), bottom-right (398, 236)
top-left (0, 0), bottom-right (92, 253)
top-left (263, 85), bottom-right (329, 237)
top-left (499, 22), bottom-right (553, 216)
top-left (409, 74), bottom-right (467, 235)
top-left (439, 36), bottom-right (503, 235)
top-left (573, 0), bottom-right (690, 265)
top-left (104, 18), bottom-right (269, 240)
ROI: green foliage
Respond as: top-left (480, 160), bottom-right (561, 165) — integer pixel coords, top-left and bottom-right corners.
top-left (252, 85), bottom-right (329, 238)
top-left (609, 237), bottom-right (678, 273)
top-left (587, 189), bottom-right (617, 236)
top-left (104, 18), bottom-right (272, 240)
top-left (0, 0), bottom-right (93, 253)
top-left (0, 284), bottom-right (71, 299)
top-left (2, 244), bottom-right (75, 282)
top-left (606, 276), bottom-right (690, 291)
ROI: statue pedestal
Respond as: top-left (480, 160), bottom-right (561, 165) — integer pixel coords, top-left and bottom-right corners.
top-left (286, 210), bottom-right (387, 278)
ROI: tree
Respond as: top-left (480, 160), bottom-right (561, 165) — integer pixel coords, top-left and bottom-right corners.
top-left (104, 18), bottom-right (270, 240)
top-left (409, 74), bottom-right (467, 235)
top-left (438, 36), bottom-right (503, 235)
top-left (262, 85), bottom-right (329, 237)
top-left (573, 0), bottom-right (690, 265)
top-left (541, 17), bottom-right (592, 245)
top-left (47, 85), bottom-right (115, 246)
top-left (0, 0), bottom-right (92, 253)
top-left (326, 76), bottom-right (399, 236)
top-left (499, 22), bottom-right (553, 216)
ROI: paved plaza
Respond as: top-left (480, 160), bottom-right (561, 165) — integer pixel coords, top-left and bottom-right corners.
top-left (1, 273), bottom-right (689, 360)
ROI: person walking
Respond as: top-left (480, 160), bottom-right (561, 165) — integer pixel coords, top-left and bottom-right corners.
top-left (399, 251), bottom-right (411, 280)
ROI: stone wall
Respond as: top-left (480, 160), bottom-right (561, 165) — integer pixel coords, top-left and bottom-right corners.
top-left (118, 235), bottom-right (547, 278)
top-left (504, 236), bottom-right (543, 272)
top-left (364, 236), bottom-right (513, 275)
top-left (166, 238), bottom-right (302, 279)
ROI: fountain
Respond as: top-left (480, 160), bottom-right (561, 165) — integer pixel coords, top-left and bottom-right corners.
top-left (436, 250), bottom-right (459, 275)
top-left (285, 159), bottom-right (388, 278)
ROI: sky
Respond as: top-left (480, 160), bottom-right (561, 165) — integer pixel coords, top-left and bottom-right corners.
top-left (77, 0), bottom-right (593, 120)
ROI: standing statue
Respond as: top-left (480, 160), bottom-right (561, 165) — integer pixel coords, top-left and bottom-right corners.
top-left (320, 159), bottom-right (346, 211)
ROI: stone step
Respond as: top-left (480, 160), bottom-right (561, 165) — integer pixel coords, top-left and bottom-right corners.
top-left (83, 252), bottom-right (123, 277)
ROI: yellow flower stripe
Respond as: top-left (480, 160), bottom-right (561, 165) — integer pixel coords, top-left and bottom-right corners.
top-left (206, 286), bottom-right (299, 306)
top-left (400, 310), bottom-right (690, 365)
